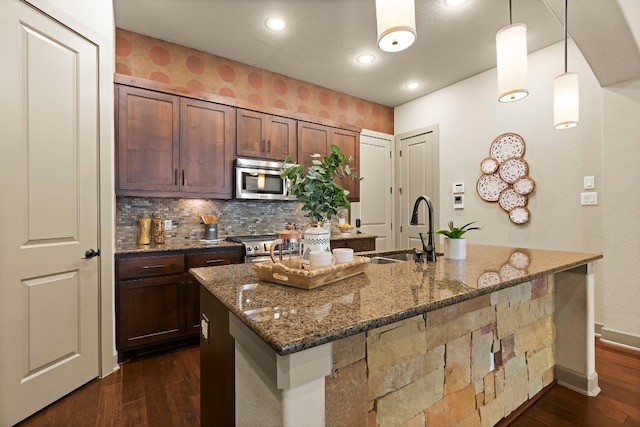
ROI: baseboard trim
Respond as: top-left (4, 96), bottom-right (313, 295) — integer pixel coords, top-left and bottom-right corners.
top-left (600, 327), bottom-right (640, 351)
top-left (555, 365), bottom-right (601, 396)
top-left (594, 322), bottom-right (603, 337)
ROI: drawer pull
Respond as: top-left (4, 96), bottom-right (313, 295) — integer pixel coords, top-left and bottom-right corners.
top-left (205, 259), bottom-right (225, 264)
top-left (142, 264), bottom-right (166, 269)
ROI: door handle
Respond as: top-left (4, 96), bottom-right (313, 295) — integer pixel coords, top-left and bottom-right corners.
top-left (82, 248), bottom-right (100, 259)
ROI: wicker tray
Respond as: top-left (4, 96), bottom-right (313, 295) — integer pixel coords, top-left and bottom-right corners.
top-left (253, 256), bottom-right (371, 290)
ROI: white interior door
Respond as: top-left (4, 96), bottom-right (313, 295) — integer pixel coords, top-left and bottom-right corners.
top-left (351, 130), bottom-right (393, 250)
top-left (0, 1), bottom-right (100, 424)
top-left (396, 126), bottom-right (440, 249)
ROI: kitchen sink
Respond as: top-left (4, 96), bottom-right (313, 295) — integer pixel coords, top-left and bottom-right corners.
top-left (369, 251), bottom-right (416, 264)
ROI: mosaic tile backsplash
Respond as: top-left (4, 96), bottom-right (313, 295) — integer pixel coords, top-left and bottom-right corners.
top-left (116, 196), bottom-right (349, 245)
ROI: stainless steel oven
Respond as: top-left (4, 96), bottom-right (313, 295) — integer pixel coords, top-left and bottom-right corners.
top-left (226, 234), bottom-right (280, 263)
top-left (234, 158), bottom-right (295, 200)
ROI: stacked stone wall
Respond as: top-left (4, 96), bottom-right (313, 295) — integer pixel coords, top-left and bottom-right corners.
top-left (325, 275), bottom-right (555, 427)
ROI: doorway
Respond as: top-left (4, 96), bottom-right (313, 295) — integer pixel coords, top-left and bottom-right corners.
top-left (395, 125), bottom-right (440, 249)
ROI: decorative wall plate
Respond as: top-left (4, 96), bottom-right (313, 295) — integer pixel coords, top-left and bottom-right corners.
top-left (499, 157), bottom-right (528, 184)
top-left (513, 176), bottom-right (535, 195)
top-left (477, 174), bottom-right (508, 202)
top-left (480, 157), bottom-right (499, 174)
top-left (509, 206), bottom-right (530, 224)
top-left (490, 133), bottom-right (526, 163)
top-left (498, 188), bottom-right (527, 212)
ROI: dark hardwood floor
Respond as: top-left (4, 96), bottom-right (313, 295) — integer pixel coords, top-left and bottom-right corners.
top-left (16, 340), bottom-right (639, 426)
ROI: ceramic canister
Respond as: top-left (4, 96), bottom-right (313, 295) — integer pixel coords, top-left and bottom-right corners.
top-left (301, 225), bottom-right (331, 267)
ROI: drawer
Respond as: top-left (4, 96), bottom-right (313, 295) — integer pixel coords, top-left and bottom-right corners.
top-left (331, 238), bottom-right (375, 252)
top-left (118, 254), bottom-right (185, 280)
top-left (187, 249), bottom-right (243, 268)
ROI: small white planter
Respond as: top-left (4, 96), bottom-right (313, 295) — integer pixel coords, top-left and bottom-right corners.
top-left (444, 238), bottom-right (466, 260)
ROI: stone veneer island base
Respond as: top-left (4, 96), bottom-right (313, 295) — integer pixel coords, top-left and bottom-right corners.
top-left (192, 245), bottom-right (601, 426)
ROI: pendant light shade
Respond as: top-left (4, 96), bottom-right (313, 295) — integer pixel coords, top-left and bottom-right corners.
top-left (554, 0), bottom-right (579, 129)
top-left (375, 0), bottom-right (416, 52)
top-left (496, 23), bottom-right (528, 102)
top-left (554, 72), bottom-right (579, 129)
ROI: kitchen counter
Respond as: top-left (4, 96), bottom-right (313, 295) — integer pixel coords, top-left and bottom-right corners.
top-left (115, 238), bottom-right (243, 255)
top-left (194, 244), bottom-right (602, 426)
top-left (191, 244), bottom-right (601, 356)
top-left (115, 233), bottom-right (376, 255)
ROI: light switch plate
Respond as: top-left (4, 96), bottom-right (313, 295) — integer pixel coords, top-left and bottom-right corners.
top-left (164, 219), bottom-right (172, 231)
top-left (583, 176), bottom-right (595, 190)
top-left (581, 192), bottom-right (598, 205)
top-left (452, 183), bottom-right (465, 194)
top-left (453, 194), bottom-right (464, 209)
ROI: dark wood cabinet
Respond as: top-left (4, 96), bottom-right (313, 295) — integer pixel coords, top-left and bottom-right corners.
top-left (331, 128), bottom-right (360, 201)
top-left (116, 85), bottom-right (235, 199)
top-left (331, 236), bottom-right (375, 252)
top-left (297, 121), bottom-right (331, 169)
top-left (116, 86), bottom-right (180, 193)
top-left (237, 109), bottom-right (297, 161)
top-left (297, 122), bottom-right (361, 201)
top-left (116, 247), bottom-right (243, 360)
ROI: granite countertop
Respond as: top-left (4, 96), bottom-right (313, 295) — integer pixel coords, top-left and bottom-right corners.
top-left (115, 239), bottom-right (244, 255)
top-left (115, 233), bottom-right (376, 255)
top-left (190, 244), bottom-right (601, 356)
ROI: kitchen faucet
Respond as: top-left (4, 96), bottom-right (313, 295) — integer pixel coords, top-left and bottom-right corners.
top-left (410, 195), bottom-right (437, 262)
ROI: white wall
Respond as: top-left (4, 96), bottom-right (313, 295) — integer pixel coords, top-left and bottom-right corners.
top-left (601, 78), bottom-right (640, 348)
top-left (394, 40), bottom-right (607, 332)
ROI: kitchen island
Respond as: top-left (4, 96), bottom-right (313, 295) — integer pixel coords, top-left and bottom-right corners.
top-left (191, 244), bottom-right (601, 426)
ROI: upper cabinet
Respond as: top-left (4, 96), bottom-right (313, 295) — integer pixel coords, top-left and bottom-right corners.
top-left (114, 75), bottom-right (361, 201)
top-left (297, 121), bottom-right (360, 201)
top-left (331, 128), bottom-right (360, 201)
top-left (116, 85), bottom-right (235, 199)
top-left (236, 109), bottom-right (297, 162)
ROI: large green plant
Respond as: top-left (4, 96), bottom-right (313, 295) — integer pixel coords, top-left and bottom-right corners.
top-left (436, 221), bottom-right (481, 239)
top-left (281, 144), bottom-right (358, 223)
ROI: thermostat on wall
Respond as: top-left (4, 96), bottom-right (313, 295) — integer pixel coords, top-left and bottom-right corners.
top-left (452, 183), bottom-right (465, 194)
top-left (453, 194), bottom-right (464, 209)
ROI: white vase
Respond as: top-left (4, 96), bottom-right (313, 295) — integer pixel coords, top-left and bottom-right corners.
top-left (444, 238), bottom-right (466, 260)
top-left (301, 225), bottom-right (331, 267)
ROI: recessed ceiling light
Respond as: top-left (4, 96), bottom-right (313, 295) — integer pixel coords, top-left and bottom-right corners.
top-left (405, 82), bottom-right (421, 90)
top-left (356, 54), bottom-right (376, 64)
top-left (265, 17), bottom-right (287, 31)
top-left (444, 0), bottom-right (469, 6)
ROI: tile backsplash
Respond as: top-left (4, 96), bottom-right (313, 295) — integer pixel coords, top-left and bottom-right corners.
top-left (116, 196), bottom-right (348, 245)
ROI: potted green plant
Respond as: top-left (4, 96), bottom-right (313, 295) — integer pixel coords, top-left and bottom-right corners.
top-left (281, 145), bottom-right (358, 266)
top-left (436, 221), bottom-right (481, 260)
top-left (281, 144), bottom-right (358, 224)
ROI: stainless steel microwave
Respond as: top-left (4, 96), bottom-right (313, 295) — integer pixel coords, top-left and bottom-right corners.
top-left (234, 158), bottom-right (296, 200)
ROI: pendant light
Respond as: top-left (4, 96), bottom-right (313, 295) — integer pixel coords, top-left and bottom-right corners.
top-left (496, 0), bottom-right (529, 102)
top-left (375, 0), bottom-right (416, 53)
top-left (554, 0), bottom-right (579, 129)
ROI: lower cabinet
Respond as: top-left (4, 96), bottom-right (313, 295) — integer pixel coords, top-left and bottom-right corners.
top-left (116, 247), bottom-right (242, 360)
top-left (331, 236), bottom-right (376, 252)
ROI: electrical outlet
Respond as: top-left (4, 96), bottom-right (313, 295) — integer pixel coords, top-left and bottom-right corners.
top-left (581, 192), bottom-right (598, 206)
top-left (201, 314), bottom-right (210, 343)
top-left (164, 219), bottom-right (172, 231)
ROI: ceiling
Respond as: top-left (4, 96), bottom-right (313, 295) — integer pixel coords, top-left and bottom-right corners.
top-left (113, 0), bottom-right (640, 108)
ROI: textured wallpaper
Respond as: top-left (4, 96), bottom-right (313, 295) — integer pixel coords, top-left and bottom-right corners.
top-left (115, 28), bottom-right (394, 134)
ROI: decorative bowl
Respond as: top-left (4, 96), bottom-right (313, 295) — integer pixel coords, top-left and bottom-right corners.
top-left (337, 224), bottom-right (354, 236)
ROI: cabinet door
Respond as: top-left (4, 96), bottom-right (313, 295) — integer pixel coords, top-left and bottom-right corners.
top-left (117, 86), bottom-right (180, 193)
top-left (117, 274), bottom-right (187, 351)
top-left (180, 98), bottom-right (235, 198)
top-left (331, 237), bottom-right (375, 252)
top-left (331, 128), bottom-right (360, 201)
top-left (237, 110), bottom-right (297, 162)
top-left (266, 115), bottom-right (297, 162)
top-left (236, 109), bottom-right (266, 159)
top-left (298, 122), bottom-right (330, 169)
